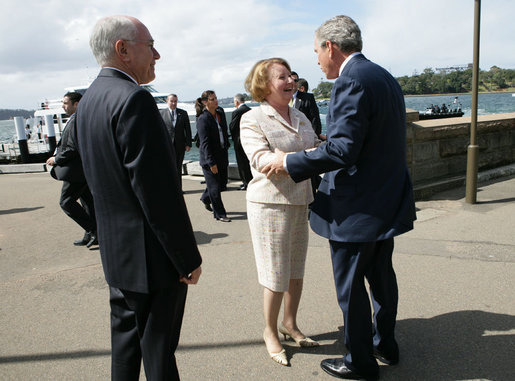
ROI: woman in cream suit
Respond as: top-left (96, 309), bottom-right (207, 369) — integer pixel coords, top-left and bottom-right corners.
top-left (240, 58), bottom-right (321, 366)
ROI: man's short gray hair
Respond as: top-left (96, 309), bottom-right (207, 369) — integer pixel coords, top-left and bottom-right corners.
top-left (89, 16), bottom-right (138, 66)
top-left (234, 93), bottom-right (245, 103)
top-left (315, 15), bottom-right (362, 53)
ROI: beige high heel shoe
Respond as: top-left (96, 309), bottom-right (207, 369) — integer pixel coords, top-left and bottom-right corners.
top-left (279, 322), bottom-right (320, 347)
top-left (263, 333), bottom-right (288, 366)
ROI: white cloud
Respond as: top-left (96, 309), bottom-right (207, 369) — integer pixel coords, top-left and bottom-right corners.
top-left (0, 0), bottom-right (513, 110)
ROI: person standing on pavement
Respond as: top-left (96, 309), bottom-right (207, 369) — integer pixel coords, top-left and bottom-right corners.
top-left (195, 90), bottom-right (231, 222)
top-left (241, 57), bottom-right (321, 367)
top-left (229, 93), bottom-right (252, 190)
top-left (290, 71), bottom-right (323, 140)
top-left (262, 15), bottom-right (416, 380)
top-left (159, 93), bottom-right (192, 192)
top-left (75, 15), bottom-right (202, 380)
top-left (46, 91), bottom-right (97, 248)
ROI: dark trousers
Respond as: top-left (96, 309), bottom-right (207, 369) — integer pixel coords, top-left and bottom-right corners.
top-left (200, 165), bottom-right (227, 219)
top-left (234, 142), bottom-right (252, 186)
top-left (174, 146), bottom-right (185, 190)
top-left (59, 181), bottom-right (96, 233)
top-left (219, 149), bottom-right (229, 190)
top-left (109, 282), bottom-right (188, 381)
top-left (329, 238), bottom-right (398, 376)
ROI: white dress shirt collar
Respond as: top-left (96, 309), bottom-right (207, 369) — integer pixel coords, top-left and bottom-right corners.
top-left (104, 67), bottom-right (138, 84)
top-left (338, 52), bottom-right (362, 76)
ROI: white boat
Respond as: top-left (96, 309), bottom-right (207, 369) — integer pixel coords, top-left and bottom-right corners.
top-left (34, 84), bottom-right (197, 138)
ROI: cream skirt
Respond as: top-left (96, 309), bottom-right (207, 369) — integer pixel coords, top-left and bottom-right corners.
top-left (247, 201), bottom-right (309, 292)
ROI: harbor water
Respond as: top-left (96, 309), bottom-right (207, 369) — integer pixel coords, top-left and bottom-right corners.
top-left (1, 92), bottom-right (514, 163)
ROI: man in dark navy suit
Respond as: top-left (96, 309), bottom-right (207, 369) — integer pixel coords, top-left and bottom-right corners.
top-left (229, 93), bottom-right (252, 190)
top-left (76, 15), bottom-right (201, 381)
top-left (290, 72), bottom-right (323, 139)
top-left (160, 93), bottom-right (192, 192)
top-left (46, 91), bottom-right (97, 248)
top-left (263, 15), bottom-right (416, 380)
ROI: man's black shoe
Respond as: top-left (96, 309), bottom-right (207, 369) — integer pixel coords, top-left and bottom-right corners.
top-left (320, 358), bottom-right (378, 380)
top-left (373, 349), bottom-right (399, 365)
top-left (86, 232), bottom-right (98, 248)
top-left (74, 232), bottom-right (91, 246)
top-left (202, 201), bottom-right (212, 212)
top-left (239, 184), bottom-right (247, 190)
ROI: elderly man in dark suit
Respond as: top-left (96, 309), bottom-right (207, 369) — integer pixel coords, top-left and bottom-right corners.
top-left (46, 91), bottom-right (97, 248)
top-left (160, 93), bottom-right (192, 192)
top-left (263, 15), bottom-right (416, 380)
top-left (75, 15), bottom-right (202, 381)
top-left (229, 93), bottom-right (252, 190)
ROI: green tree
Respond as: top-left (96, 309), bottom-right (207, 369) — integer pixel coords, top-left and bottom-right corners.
top-left (313, 81), bottom-right (334, 99)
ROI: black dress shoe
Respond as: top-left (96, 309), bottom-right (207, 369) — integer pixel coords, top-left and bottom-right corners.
top-left (86, 232), bottom-right (98, 248)
top-left (320, 358), bottom-right (378, 380)
top-left (202, 201), bottom-right (212, 212)
top-left (74, 232), bottom-right (91, 246)
top-left (239, 184), bottom-right (247, 190)
top-left (215, 216), bottom-right (231, 222)
top-left (373, 349), bottom-right (399, 365)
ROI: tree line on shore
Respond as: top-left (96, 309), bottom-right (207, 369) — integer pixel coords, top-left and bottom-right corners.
top-left (0, 109), bottom-right (34, 120)
top-left (313, 66), bottom-right (515, 99)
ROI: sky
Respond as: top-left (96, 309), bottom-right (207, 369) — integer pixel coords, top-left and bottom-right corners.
top-left (1, 0), bottom-right (514, 110)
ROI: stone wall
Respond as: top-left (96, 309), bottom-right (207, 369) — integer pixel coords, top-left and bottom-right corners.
top-left (182, 110), bottom-right (515, 200)
top-left (406, 110), bottom-right (515, 198)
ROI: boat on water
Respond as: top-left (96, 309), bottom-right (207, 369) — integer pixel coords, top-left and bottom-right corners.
top-left (418, 96), bottom-right (464, 120)
top-left (34, 84), bottom-right (197, 137)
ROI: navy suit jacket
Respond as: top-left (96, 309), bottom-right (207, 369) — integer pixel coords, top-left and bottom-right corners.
top-left (50, 114), bottom-right (86, 183)
top-left (287, 54), bottom-right (416, 242)
top-left (159, 107), bottom-right (192, 153)
top-left (229, 103), bottom-right (251, 147)
top-left (197, 109), bottom-right (229, 168)
top-left (75, 68), bottom-right (201, 293)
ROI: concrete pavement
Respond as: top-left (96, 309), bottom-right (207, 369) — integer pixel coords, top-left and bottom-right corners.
top-left (0, 171), bottom-right (514, 380)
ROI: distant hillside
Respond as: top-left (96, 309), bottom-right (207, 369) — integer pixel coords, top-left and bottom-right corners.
top-left (0, 109), bottom-right (35, 120)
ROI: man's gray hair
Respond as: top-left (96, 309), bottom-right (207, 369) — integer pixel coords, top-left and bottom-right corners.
top-left (89, 16), bottom-right (138, 66)
top-left (234, 93), bottom-right (245, 103)
top-left (315, 15), bottom-right (362, 53)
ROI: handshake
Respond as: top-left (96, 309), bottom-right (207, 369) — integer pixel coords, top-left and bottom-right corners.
top-left (261, 148), bottom-right (288, 179)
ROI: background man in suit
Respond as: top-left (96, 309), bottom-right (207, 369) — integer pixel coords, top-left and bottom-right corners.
top-left (296, 78), bottom-right (309, 93)
top-left (291, 71), bottom-right (323, 140)
top-left (160, 93), bottom-right (193, 192)
top-left (263, 15), bottom-right (416, 380)
top-left (290, 73), bottom-right (323, 195)
top-left (229, 93), bottom-right (252, 190)
top-left (216, 105), bottom-right (230, 191)
top-left (46, 92), bottom-right (97, 248)
top-left (75, 15), bottom-right (202, 380)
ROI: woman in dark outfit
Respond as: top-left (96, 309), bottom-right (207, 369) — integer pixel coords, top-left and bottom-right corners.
top-left (195, 90), bottom-right (231, 222)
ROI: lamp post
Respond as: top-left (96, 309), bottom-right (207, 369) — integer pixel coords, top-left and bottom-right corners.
top-left (465, 0), bottom-right (481, 204)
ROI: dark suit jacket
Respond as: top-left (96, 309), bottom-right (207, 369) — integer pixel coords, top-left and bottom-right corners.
top-left (159, 107), bottom-right (192, 155)
top-left (287, 54), bottom-right (416, 243)
top-left (294, 91), bottom-right (322, 137)
top-left (229, 104), bottom-right (251, 146)
top-left (75, 68), bottom-right (201, 293)
top-left (197, 109), bottom-right (229, 168)
top-left (216, 106), bottom-right (230, 149)
top-left (50, 114), bottom-right (86, 183)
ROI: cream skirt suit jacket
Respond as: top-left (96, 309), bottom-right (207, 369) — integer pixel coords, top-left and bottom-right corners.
top-left (240, 102), bottom-right (321, 291)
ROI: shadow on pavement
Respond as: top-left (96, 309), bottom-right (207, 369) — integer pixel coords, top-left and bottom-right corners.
top-left (194, 231), bottom-right (228, 244)
top-left (0, 206), bottom-right (44, 215)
